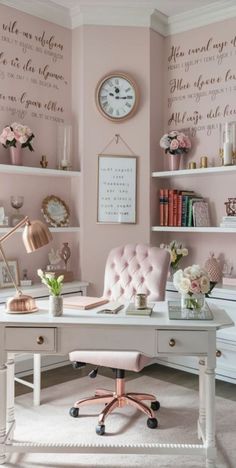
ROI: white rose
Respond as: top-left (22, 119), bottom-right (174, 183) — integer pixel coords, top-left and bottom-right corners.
top-left (183, 266), bottom-right (192, 278)
top-left (45, 273), bottom-right (55, 280)
top-left (19, 135), bottom-right (28, 144)
top-left (173, 269), bottom-right (183, 290)
top-left (178, 277), bottom-right (191, 294)
top-left (200, 276), bottom-right (210, 294)
top-left (189, 264), bottom-right (201, 279)
top-left (182, 248), bottom-right (188, 256)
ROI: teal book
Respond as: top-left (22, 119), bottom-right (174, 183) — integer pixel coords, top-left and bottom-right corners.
top-left (188, 198), bottom-right (203, 227)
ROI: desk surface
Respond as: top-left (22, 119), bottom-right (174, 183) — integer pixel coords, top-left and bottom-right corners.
top-left (0, 300), bottom-right (234, 331)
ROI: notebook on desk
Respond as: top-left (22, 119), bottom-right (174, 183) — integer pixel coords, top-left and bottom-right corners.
top-left (63, 296), bottom-right (109, 310)
top-left (125, 303), bottom-right (153, 316)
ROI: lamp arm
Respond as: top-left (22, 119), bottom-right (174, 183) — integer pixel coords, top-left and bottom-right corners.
top-left (0, 244), bottom-right (22, 295)
top-left (0, 216), bottom-right (29, 244)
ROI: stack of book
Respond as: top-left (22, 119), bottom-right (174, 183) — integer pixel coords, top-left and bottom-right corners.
top-left (220, 216), bottom-right (236, 229)
top-left (159, 189), bottom-right (210, 227)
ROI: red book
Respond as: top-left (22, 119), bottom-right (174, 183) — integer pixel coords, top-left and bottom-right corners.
top-left (173, 193), bottom-right (178, 226)
top-left (159, 189), bottom-right (164, 226)
top-left (168, 190), bottom-right (174, 226)
top-left (164, 189), bottom-right (169, 226)
top-left (177, 194), bottom-right (182, 226)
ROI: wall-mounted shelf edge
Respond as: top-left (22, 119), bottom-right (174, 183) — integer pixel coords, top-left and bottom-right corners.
top-left (152, 165), bottom-right (236, 178)
top-left (152, 226), bottom-right (236, 233)
top-left (0, 164), bottom-right (81, 178)
top-left (0, 227), bottom-right (80, 233)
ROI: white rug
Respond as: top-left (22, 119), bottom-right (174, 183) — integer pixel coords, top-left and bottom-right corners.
top-left (5, 374), bottom-right (235, 468)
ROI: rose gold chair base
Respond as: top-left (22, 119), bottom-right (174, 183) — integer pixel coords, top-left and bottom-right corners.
top-left (70, 377), bottom-right (159, 431)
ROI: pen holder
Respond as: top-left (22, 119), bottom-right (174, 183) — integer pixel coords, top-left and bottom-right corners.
top-left (135, 293), bottom-right (147, 309)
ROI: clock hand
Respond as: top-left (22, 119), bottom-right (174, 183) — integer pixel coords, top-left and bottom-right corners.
top-left (115, 96), bottom-right (127, 100)
top-left (109, 93), bottom-right (114, 96)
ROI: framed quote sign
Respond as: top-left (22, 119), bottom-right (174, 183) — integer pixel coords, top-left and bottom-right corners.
top-left (97, 155), bottom-right (137, 224)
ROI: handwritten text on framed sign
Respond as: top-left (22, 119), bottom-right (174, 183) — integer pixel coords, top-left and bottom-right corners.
top-left (97, 155), bottom-right (137, 223)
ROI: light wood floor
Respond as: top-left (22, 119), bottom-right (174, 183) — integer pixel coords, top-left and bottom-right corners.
top-left (15, 363), bottom-right (236, 401)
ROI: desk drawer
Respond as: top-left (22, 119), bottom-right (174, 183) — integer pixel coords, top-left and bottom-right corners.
top-left (157, 330), bottom-right (208, 355)
top-left (5, 327), bottom-right (56, 352)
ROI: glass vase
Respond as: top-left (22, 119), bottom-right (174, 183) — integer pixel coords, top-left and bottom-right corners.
top-left (181, 293), bottom-right (205, 311)
top-left (57, 123), bottom-right (72, 170)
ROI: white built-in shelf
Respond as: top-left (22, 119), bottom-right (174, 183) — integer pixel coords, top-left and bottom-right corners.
top-left (152, 226), bottom-right (236, 233)
top-left (0, 226), bottom-right (80, 233)
top-left (0, 164), bottom-right (80, 178)
top-left (152, 165), bottom-right (236, 178)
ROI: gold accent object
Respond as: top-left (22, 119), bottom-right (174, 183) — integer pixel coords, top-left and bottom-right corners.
top-left (40, 155), bottom-right (48, 168)
top-left (0, 216), bottom-right (52, 313)
top-left (41, 195), bottom-right (70, 227)
top-left (169, 338), bottom-right (176, 347)
top-left (188, 162), bottom-right (197, 169)
top-left (200, 156), bottom-right (208, 168)
top-left (37, 336), bottom-right (44, 345)
top-left (216, 350), bottom-right (222, 358)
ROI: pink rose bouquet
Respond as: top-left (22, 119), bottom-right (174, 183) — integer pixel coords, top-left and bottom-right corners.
top-left (0, 122), bottom-right (34, 151)
top-left (160, 130), bottom-right (191, 155)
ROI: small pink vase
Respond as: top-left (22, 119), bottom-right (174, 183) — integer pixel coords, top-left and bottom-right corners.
top-left (168, 153), bottom-right (181, 171)
top-left (9, 145), bottom-right (23, 165)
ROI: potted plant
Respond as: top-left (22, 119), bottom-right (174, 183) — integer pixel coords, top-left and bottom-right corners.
top-left (160, 130), bottom-right (191, 170)
top-left (0, 122), bottom-right (35, 165)
top-left (37, 269), bottom-right (64, 316)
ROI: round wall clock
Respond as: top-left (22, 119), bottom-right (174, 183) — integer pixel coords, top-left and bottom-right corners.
top-left (95, 73), bottom-right (139, 122)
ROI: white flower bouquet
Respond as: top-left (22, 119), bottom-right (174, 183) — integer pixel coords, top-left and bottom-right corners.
top-left (160, 130), bottom-right (191, 155)
top-left (37, 269), bottom-right (64, 296)
top-left (173, 264), bottom-right (210, 295)
top-left (0, 122), bottom-right (34, 151)
top-left (160, 241), bottom-right (188, 272)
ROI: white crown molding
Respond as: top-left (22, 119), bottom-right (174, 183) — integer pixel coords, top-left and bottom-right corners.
top-left (70, 5), bottom-right (155, 30)
top-left (0, 0), bottom-right (236, 35)
top-left (0, 0), bottom-right (71, 28)
top-left (165, 0), bottom-right (236, 36)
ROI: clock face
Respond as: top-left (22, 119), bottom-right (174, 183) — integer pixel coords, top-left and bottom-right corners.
top-left (96, 73), bottom-right (138, 121)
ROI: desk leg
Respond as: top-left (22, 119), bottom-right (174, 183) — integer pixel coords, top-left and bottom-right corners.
top-left (33, 354), bottom-right (41, 407)
top-left (0, 364), bottom-right (7, 465)
top-left (7, 358), bottom-right (15, 442)
top-left (198, 359), bottom-right (206, 439)
top-left (205, 332), bottom-right (217, 468)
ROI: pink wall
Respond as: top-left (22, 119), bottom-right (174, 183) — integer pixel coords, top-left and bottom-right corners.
top-left (72, 25), bottom-right (153, 295)
top-left (0, 4), bottom-right (76, 283)
top-left (158, 18), bottom-right (236, 273)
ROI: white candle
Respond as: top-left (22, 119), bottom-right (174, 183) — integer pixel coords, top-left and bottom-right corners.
top-left (61, 159), bottom-right (68, 168)
top-left (223, 122), bottom-right (232, 166)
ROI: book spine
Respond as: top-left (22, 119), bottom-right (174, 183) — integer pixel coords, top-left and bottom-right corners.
top-left (159, 189), bottom-right (164, 226)
top-left (164, 189), bottom-right (169, 226)
top-left (173, 192), bottom-right (178, 226)
top-left (168, 189), bottom-right (174, 226)
top-left (177, 194), bottom-right (182, 226)
top-left (181, 195), bottom-right (189, 227)
top-left (188, 200), bottom-right (193, 227)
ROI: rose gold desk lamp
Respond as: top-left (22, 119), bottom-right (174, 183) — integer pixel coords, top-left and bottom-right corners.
top-left (0, 216), bottom-right (52, 313)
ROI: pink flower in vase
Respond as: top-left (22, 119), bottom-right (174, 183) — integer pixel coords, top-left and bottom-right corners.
top-left (190, 280), bottom-right (201, 294)
top-left (170, 139), bottom-right (179, 151)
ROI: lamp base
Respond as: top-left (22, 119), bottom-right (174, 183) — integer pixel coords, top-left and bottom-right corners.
top-left (6, 293), bottom-right (38, 314)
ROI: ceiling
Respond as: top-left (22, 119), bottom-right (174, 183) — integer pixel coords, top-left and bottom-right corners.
top-left (45, 0), bottom-right (219, 17)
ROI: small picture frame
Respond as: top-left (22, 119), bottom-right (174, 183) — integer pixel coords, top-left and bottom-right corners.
top-left (97, 155), bottom-right (137, 224)
top-left (0, 260), bottom-right (20, 288)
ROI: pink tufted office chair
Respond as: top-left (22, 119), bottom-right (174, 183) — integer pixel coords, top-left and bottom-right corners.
top-left (69, 244), bottom-right (170, 435)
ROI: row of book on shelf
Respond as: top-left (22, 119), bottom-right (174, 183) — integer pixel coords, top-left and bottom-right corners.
top-left (159, 189), bottom-right (210, 227)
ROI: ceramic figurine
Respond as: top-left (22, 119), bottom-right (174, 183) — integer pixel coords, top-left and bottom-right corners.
top-left (204, 253), bottom-right (222, 282)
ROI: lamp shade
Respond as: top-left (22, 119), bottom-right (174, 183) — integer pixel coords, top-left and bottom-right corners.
top-left (22, 220), bottom-right (52, 253)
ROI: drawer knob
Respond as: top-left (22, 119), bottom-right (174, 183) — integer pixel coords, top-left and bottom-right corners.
top-left (169, 338), bottom-right (176, 347)
top-left (37, 336), bottom-right (44, 345)
top-left (216, 349), bottom-right (222, 358)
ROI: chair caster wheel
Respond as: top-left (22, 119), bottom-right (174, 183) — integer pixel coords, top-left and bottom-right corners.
top-left (151, 400), bottom-right (160, 411)
top-left (147, 417), bottom-right (158, 429)
top-left (69, 407), bottom-right (79, 418)
top-left (96, 424), bottom-right (105, 435)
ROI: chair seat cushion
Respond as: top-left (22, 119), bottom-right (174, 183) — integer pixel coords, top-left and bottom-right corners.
top-left (69, 350), bottom-right (152, 372)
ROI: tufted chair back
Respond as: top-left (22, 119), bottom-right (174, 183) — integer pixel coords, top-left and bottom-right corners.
top-left (103, 244), bottom-right (170, 303)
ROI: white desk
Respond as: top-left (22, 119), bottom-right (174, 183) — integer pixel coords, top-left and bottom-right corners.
top-left (0, 300), bottom-right (233, 468)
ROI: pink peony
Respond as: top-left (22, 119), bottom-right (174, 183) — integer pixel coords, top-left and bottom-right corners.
top-left (170, 139), bottom-right (179, 150)
top-left (190, 280), bottom-right (201, 294)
